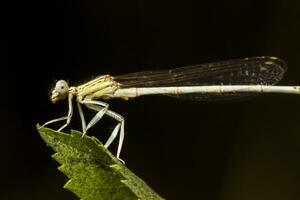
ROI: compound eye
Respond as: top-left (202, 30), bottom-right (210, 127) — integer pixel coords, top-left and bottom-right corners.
top-left (55, 80), bottom-right (69, 94)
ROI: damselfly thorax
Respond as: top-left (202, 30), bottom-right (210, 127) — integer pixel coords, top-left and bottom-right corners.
top-left (73, 75), bottom-right (122, 101)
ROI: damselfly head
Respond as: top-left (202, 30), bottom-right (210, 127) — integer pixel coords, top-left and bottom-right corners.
top-left (51, 80), bottom-right (69, 103)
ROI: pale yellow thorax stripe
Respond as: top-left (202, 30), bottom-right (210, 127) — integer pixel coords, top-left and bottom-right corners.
top-left (76, 75), bottom-right (119, 99)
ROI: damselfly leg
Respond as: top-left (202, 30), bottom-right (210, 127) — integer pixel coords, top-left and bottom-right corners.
top-left (84, 102), bottom-right (125, 163)
top-left (78, 99), bottom-right (109, 137)
top-left (42, 93), bottom-right (74, 132)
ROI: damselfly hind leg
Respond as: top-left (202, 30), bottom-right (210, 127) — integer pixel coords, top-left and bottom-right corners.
top-left (84, 102), bottom-right (125, 163)
top-left (103, 109), bottom-right (125, 163)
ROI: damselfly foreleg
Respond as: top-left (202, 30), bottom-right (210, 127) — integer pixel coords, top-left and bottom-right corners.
top-left (42, 93), bottom-right (74, 132)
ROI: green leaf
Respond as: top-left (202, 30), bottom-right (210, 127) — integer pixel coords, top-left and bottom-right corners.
top-left (37, 125), bottom-right (164, 200)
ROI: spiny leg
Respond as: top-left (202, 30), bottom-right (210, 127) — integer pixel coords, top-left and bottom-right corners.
top-left (79, 99), bottom-right (109, 137)
top-left (105, 110), bottom-right (125, 160)
top-left (104, 123), bottom-right (120, 148)
top-left (85, 103), bottom-right (125, 163)
top-left (42, 93), bottom-right (74, 132)
top-left (57, 93), bottom-right (74, 132)
top-left (42, 116), bottom-right (68, 127)
top-left (77, 101), bottom-right (86, 133)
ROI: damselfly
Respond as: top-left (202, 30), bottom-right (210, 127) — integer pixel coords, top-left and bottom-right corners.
top-left (42, 56), bottom-right (300, 162)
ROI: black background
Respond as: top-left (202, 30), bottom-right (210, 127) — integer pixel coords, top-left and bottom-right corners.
top-left (3, 0), bottom-right (300, 199)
